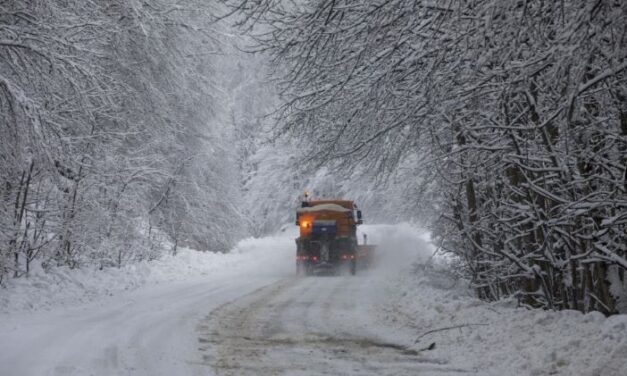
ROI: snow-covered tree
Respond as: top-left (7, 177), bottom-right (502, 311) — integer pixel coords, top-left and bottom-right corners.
top-left (0, 0), bottom-right (247, 281)
top-left (226, 0), bottom-right (627, 313)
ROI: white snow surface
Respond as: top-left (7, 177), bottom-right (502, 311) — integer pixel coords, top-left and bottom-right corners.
top-left (296, 203), bottom-right (351, 213)
top-left (382, 251), bottom-right (627, 375)
top-left (0, 234), bottom-right (293, 314)
top-left (0, 223), bottom-right (625, 375)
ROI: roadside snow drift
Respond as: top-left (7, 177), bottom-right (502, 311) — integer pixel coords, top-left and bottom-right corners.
top-left (0, 231), bottom-right (295, 314)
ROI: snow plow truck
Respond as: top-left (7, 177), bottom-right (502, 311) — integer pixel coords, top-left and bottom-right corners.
top-left (295, 195), bottom-right (374, 276)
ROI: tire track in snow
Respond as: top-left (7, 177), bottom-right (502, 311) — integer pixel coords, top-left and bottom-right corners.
top-left (198, 275), bottom-right (470, 375)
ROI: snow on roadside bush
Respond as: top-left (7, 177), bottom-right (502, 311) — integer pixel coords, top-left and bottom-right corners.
top-left (0, 230), bottom-right (295, 314)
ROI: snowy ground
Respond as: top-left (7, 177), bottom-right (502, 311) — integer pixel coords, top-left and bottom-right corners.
top-left (1, 224), bottom-right (626, 375)
top-left (381, 245), bottom-right (627, 375)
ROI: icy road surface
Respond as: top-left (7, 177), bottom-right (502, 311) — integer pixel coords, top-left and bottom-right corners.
top-left (0, 276), bottom-right (280, 376)
top-left (0, 225), bottom-right (440, 376)
top-left (200, 274), bottom-right (467, 376)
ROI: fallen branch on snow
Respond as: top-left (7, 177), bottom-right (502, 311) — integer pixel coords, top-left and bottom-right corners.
top-left (415, 323), bottom-right (488, 343)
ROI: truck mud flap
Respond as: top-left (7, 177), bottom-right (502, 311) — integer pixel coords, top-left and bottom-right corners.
top-left (313, 262), bottom-right (336, 276)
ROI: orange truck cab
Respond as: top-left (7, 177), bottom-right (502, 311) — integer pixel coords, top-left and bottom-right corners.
top-left (295, 198), bottom-right (367, 275)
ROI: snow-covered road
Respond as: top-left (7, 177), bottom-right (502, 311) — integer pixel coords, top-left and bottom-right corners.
top-left (200, 274), bottom-right (468, 376)
top-left (2, 224), bottom-right (626, 376)
top-left (0, 231), bottom-right (296, 375)
top-left (0, 274), bottom-right (285, 375)
top-left (0, 224), bottom-right (430, 376)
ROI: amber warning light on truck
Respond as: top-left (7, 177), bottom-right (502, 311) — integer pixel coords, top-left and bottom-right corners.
top-left (294, 193), bottom-right (375, 276)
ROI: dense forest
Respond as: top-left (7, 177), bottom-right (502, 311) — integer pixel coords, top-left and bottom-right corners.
top-left (0, 0), bottom-right (258, 280)
top-left (225, 0), bottom-right (627, 314)
top-left (1, 0), bottom-right (626, 315)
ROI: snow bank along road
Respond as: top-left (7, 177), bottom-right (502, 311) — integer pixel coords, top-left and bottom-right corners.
top-left (2, 224), bottom-right (626, 375)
